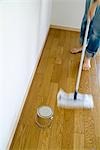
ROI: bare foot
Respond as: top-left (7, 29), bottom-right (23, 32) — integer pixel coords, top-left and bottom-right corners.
top-left (70, 46), bottom-right (83, 54)
top-left (83, 57), bottom-right (91, 71)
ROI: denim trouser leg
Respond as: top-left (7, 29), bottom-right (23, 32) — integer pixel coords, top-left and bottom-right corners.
top-left (80, 19), bottom-right (100, 58)
top-left (80, 0), bottom-right (100, 58)
top-left (80, 16), bottom-right (93, 45)
top-left (85, 33), bottom-right (100, 58)
top-left (80, 0), bottom-right (93, 45)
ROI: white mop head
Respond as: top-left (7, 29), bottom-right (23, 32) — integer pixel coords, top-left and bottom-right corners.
top-left (57, 89), bottom-right (94, 109)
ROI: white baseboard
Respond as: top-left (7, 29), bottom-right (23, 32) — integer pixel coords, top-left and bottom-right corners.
top-left (50, 25), bottom-right (80, 32)
top-left (7, 28), bottom-right (50, 150)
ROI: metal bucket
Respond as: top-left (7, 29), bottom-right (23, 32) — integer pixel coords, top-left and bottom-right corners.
top-left (35, 105), bottom-right (53, 128)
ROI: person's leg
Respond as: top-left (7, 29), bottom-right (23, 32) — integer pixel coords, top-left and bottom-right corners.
top-left (71, 0), bottom-right (93, 53)
top-left (80, 17), bottom-right (94, 45)
top-left (70, 19), bottom-right (93, 54)
top-left (83, 32), bottom-right (100, 70)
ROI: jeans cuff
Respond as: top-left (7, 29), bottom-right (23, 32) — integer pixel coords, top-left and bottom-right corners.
top-left (85, 50), bottom-right (95, 58)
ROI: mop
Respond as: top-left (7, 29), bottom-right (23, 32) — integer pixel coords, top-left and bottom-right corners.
top-left (57, 17), bottom-right (94, 109)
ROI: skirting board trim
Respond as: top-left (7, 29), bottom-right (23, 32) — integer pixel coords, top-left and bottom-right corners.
top-left (50, 25), bottom-right (80, 32)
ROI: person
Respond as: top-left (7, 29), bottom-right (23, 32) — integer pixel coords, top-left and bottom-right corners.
top-left (71, 0), bottom-right (100, 70)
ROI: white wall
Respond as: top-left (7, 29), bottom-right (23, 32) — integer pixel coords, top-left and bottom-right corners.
top-left (51, 0), bottom-right (85, 29)
top-left (0, 0), bottom-right (52, 149)
top-left (38, 0), bottom-right (52, 51)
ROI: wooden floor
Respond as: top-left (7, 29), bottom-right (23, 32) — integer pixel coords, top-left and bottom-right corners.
top-left (10, 29), bottom-right (100, 150)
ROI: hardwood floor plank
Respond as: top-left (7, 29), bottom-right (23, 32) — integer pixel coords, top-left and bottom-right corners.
top-left (96, 137), bottom-right (100, 150)
top-left (84, 110), bottom-right (96, 149)
top-left (48, 108), bottom-right (64, 150)
top-left (73, 133), bottom-right (84, 150)
top-left (74, 110), bottom-right (84, 134)
top-left (61, 110), bottom-right (74, 149)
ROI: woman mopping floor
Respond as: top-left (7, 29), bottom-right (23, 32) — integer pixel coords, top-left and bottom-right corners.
top-left (57, 0), bottom-right (100, 109)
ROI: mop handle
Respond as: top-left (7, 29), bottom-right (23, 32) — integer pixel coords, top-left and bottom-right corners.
top-left (74, 0), bottom-right (93, 99)
top-left (75, 18), bottom-right (91, 95)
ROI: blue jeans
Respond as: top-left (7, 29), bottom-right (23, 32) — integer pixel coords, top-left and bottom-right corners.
top-left (80, 0), bottom-right (100, 58)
